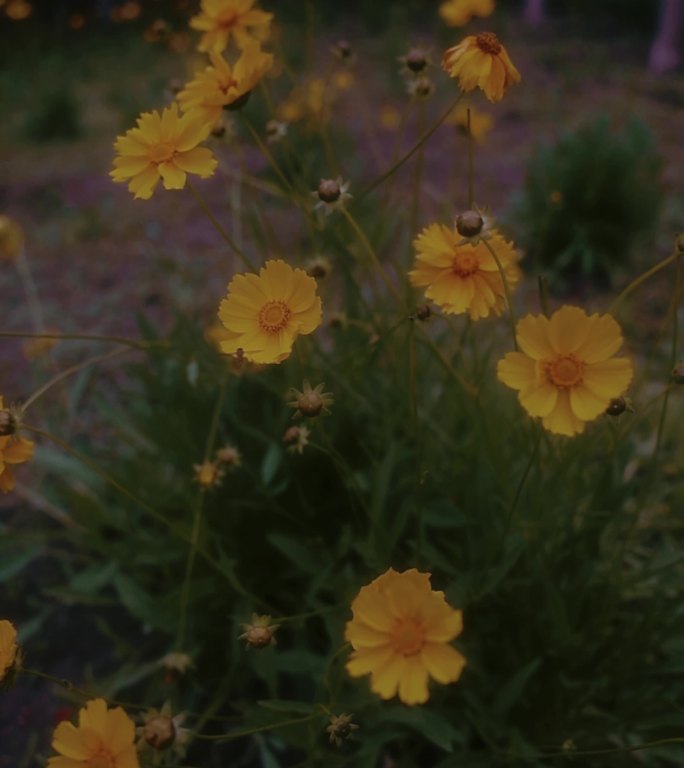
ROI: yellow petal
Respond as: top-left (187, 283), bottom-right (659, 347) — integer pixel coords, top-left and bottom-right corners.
top-left (516, 314), bottom-right (554, 360)
top-left (346, 644), bottom-right (394, 677)
top-left (421, 642), bottom-right (467, 684)
top-left (583, 358), bottom-right (633, 399)
top-left (174, 147), bottom-right (217, 177)
top-left (102, 707), bottom-right (135, 754)
top-left (570, 385), bottom-right (609, 421)
top-left (52, 722), bottom-right (100, 759)
top-left (345, 621), bottom-right (390, 649)
top-left (397, 655), bottom-right (430, 705)
top-left (3, 437), bottom-right (34, 464)
top-left (158, 162), bottom-right (187, 190)
top-left (575, 313), bottom-right (624, 363)
top-left (370, 652), bottom-right (405, 699)
top-left (127, 166), bottom-right (160, 200)
top-left (497, 351), bottom-right (536, 392)
top-left (519, 380), bottom-right (558, 418)
top-left (542, 391), bottom-right (585, 436)
top-left (547, 306), bottom-right (593, 354)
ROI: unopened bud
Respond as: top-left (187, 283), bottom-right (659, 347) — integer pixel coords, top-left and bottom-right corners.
top-left (414, 304), bottom-right (431, 321)
top-left (406, 48), bottom-right (428, 73)
top-left (239, 614), bottom-right (279, 649)
top-left (317, 179), bottom-right (341, 204)
top-left (142, 715), bottom-right (176, 750)
top-left (326, 713), bottom-right (359, 747)
top-left (287, 380), bottom-right (334, 419)
top-left (456, 210), bottom-right (484, 238)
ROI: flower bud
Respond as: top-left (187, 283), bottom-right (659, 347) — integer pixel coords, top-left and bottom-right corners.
top-left (326, 713), bottom-right (359, 747)
top-left (142, 715), bottom-right (176, 750)
top-left (287, 380), bottom-right (334, 419)
top-left (456, 210), bottom-right (484, 238)
top-left (283, 425), bottom-right (310, 454)
top-left (317, 179), bottom-right (341, 204)
top-left (405, 48), bottom-right (428, 73)
top-left (239, 614), bottom-right (279, 649)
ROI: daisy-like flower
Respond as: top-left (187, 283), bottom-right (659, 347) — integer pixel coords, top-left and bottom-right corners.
top-left (190, 0), bottom-right (272, 53)
top-left (497, 306), bottom-right (633, 436)
top-left (110, 103), bottom-right (217, 200)
top-left (217, 260), bottom-right (322, 364)
top-left (48, 698), bottom-right (140, 768)
top-left (409, 224), bottom-right (521, 320)
top-left (0, 620), bottom-right (19, 684)
top-left (177, 41), bottom-right (273, 126)
top-left (0, 398), bottom-right (34, 494)
top-left (287, 380), bottom-right (334, 419)
top-left (312, 177), bottom-right (352, 217)
top-left (442, 32), bottom-right (520, 102)
top-left (345, 568), bottom-right (466, 706)
top-left (446, 103), bottom-right (493, 143)
top-left (439, 0), bottom-right (495, 27)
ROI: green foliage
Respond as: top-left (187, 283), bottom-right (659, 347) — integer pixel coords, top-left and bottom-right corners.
top-left (512, 116), bottom-right (664, 288)
top-left (25, 86), bottom-right (82, 142)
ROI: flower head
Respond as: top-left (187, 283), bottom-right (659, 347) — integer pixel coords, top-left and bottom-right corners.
top-left (0, 397), bottom-right (34, 493)
top-left (239, 613), bottom-right (279, 649)
top-left (0, 215), bottom-right (24, 262)
top-left (399, 47), bottom-right (432, 76)
top-left (0, 620), bottom-right (19, 684)
top-left (190, 0), bottom-right (272, 53)
top-left (215, 444), bottom-right (242, 468)
top-left (326, 713), bottom-right (359, 747)
top-left (439, 0), bottom-right (495, 27)
top-left (283, 425), bottom-right (311, 454)
top-left (409, 224), bottom-right (521, 320)
top-left (158, 652), bottom-right (194, 676)
top-left (137, 702), bottom-right (189, 756)
top-left (407, 75), bottom-right (435, 100)
top-left (194, 460), bottom-right (224, 489)
top-left (111, 103), bottom-right (217, 200)
top-left (287, 380), bottom-right (334, 419)
top-left (497, 306), bottom-right (634, 436)
top-left (177, 41), bottom-right (273, 126)
top-left (442, 32), bottom-right (520, 102)
top-left (346, 568), bottom-right (466, 705)
top-left (312, 177), bottom-right (352, 217)
top-left (48, 698), bottom-right (140, 768)
top-left (218, 260), bottom-right (322, 364)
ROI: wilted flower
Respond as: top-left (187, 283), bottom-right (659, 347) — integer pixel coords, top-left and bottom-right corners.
top-left (346, 568), bottom-right (466, 705)
top-left (158, 652), bottom-right (194, 676)
top-left (407, 75), bottom-right (435, 99)
top-left (190, 0), bottom-right (272, 53)
top-left (283, 425), bottom-right (311, 454)
top-left (305, 255), bottom-right (332, 279)
top-left (47, 699), bottom-right (140, 768)
top-left (497, 306), bottom-right (633, 436)
top-left (218, 260), bottom-right (322, 364)
top-left (111, 104), bottom-right (217, 200)
top-left (287, 380), bottom-right (334, 419)
top-left (326, 713), bottom-right (359, 747)
top-left (239, 613), bottom-right (279, 649)
top-left (399, 47), bottom-right (432, 75)
top-left (442, 32), bottom-right (520, 102)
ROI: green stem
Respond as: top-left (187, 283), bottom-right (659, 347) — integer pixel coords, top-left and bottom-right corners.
top-left (482, 238), bottom-right (518, 351)
top-left (187, 180), bottom-right (256, 271)
top-left (22, 348), bottom-right (129, 412)
top-left (415, 323), bottom-right (479, 397)
top-left (0, 330), bottom-right (164, 348)
top-left (191, 712), bottom-right (321, 741)
top-left (360, 94), bottom-right (463, 199)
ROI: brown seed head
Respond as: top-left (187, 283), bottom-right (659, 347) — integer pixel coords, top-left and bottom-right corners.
top-left (456, 210), bottom-right (484, 238)
top-left (317, 179), bottom-right (341, 203)
top-left (142, 715), bottom-right (176, 750)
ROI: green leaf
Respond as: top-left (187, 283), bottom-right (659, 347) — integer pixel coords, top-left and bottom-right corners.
top-left (493, 657), bottom-right (542, 716)
top-left (260, 442), bottom-right (283, 487)
top-left (377, 706), bottom-right (461, 752)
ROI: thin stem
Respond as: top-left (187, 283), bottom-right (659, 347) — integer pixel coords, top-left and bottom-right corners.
top-left (360, 94), bottom-right (463, 199)
top-left (408, 320), bottom-right (425, 562)
top-left (415, 323), bottom-right (478, 397)
top-left (609, 252), bottom-right (676, 315)
top-left (482, 238), bottom-right (518, 351)
top-left (23, 668), bottom-right (145, 711)
top-left (342, 208), bottom-right (402, 302)
top-left (410, 100), bottom-right (426, 237)
top-left (177, 374), bottom-right (230, 649)
top-left (0, 330), bottom-right (163, 348)
top-left (22, 348), bottom-right (129, 412)
top-left (191, 712), bottom-right (321, 741)
top-left (187, 180), bottom-right (256, 271)
top-left (501, 425), bottom-right (543, 545)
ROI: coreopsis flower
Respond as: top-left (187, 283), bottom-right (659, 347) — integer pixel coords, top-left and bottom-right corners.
top-left (409, 224), bottom-right (521, 320)
top-left (48, 698), bottom-right (140, 768)
top-left (194, 460), bottom-right (224, 488)
top-left (439, 0), bottom-right (494, 27)
top-left (312, 177), bottom-right (352, 217)
top-left (136, 702), bottom-right (189, 756)
top-left (0, 398), bottom-right (34, 493)
top-left (190, 0), bottom-right (272, 53)
top-left (283, 425), bottom-right (311, 454)
top-left (345, 568), bottom-right (466, 705)
top-left (326, 713), bottom-right (359, 747)
top-left (110, 103), bottom-right (217, 200)
top-left (0, 215), bottom-right (24, 261)
top-left (177, 41), bottom-right (273, 126)
top-left (239, 613), bottom-right (279, 649)
top-left (287, 380), bottom-right (334, 419)
top-left (446, 103), bottom-right (493, 143)
top-left (217, 260), bottom-right (322, 364)
top-left (442, 32), bottom-right (520, 102)
top-left (497, 306), bottom-right (634, 436)
top-left (0, 620), bottom-right (19, 684)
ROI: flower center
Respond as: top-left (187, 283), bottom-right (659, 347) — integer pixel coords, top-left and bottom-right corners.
top-left (452, 251), bottom-right (479, 277)
top-left (149, 142), bottom-right (175, 164)
top-left (545, 354), bottom-right (584, 389)
top-left (219, 76), bottom-right (239, 95)
top-left (258, 301), bottom-right (291, 333)
top-left (86, 750), bottom-right (115, 768)
top-left (390, 617), bottom-right (425, 656)
top-left (218, 10), bottom-right (238, 28)
top-left (476, 32), bottom-right (502, 55)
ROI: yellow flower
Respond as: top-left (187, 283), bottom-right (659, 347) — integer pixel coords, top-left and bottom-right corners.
top-left (0, 397), bottom-right (34, 493)
top-left (0, 620), bottom-right (19, 683)
top-left (442, 32), bottom-right (520, 102)
top-left (446, 103), bottom-right (493, 143)
top-left (193, 460), bottom-right (224, 488)
top-left (217, 260), bottom-right (322, 364)
top-left (497, 306), bottom-right (633, 436)
top-left (177, 41), bottom-right (273, 126)
top-left (190, 0), bottom-right (272, 53)
top-left (409, 224), bottom-right (521, 320)
top-left (0, 215), bottom-right (24, 261)
top-left (110, 103), bottom-right (217, 200)
top-left (346, 568), bottom-right (466, 705)
top-left (439, 0), bottom-right (494, 27)
top-left (48, 698), bottom-right (140, 768)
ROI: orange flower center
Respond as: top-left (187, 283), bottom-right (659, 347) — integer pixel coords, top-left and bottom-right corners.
top-left (452, 251), bottom-right (479, 277)
top-left (149, 142), bottom-right (175, 164)
top-left (545, 354), bottom-right (584, 389)
top-left (217, 9), bottom-right (238, 28)
top-left (390, 617), bottom-right (425, 656)
top-left (220, 76), bottom-right (239, 94)
top-left (258, 300), bottom-right (292, 333)
top-left (476, 32), bottom-right (502, 55)
top-left (85, 750), bottom-right (115, 768)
